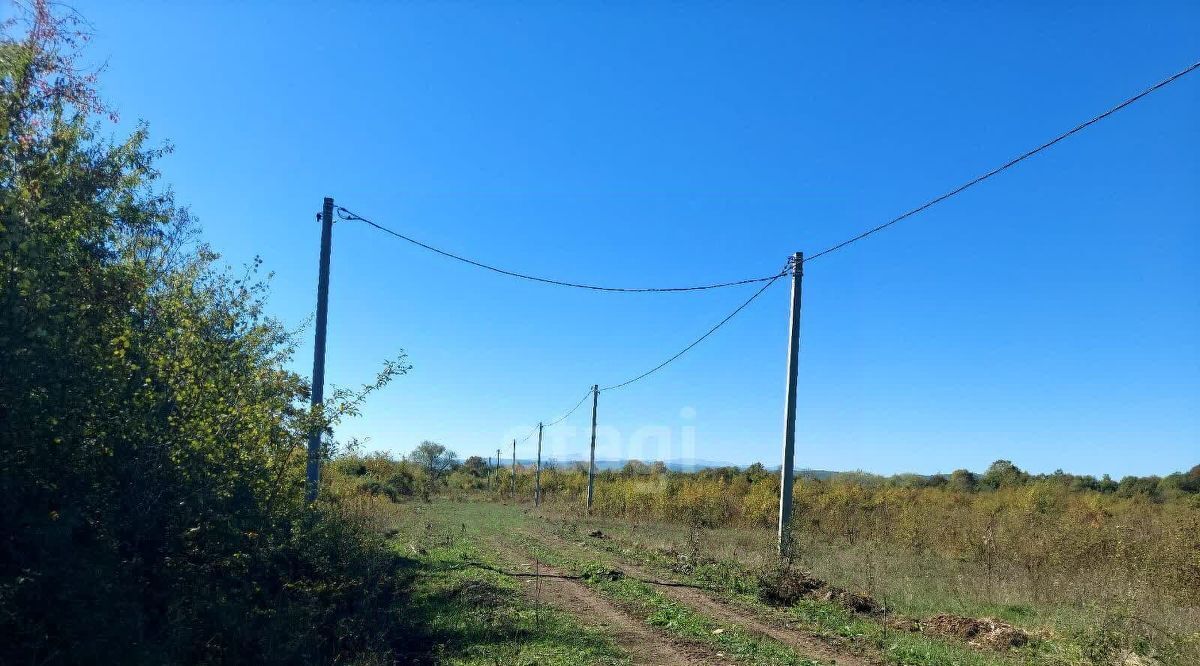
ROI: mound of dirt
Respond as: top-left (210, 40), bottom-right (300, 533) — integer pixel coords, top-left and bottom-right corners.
top-left (757, 567), bottom-right (825, 606)
top-left (452, 579), bottom-right (508, 608)
top-left (755, 566), bottom-right (883, 615)
top-left (819, 586), bottom-right (884, 615)
top-left (923, 614), bottom-right (1029, 649)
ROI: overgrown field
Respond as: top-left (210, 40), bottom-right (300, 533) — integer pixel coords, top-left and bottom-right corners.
top-left (345, 453), bottom-right (1200, 665)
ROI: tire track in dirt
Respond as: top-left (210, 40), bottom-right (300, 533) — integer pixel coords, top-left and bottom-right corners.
top-left (523, 527), bottom-right (878, 666)
top-left (486, 539), bottom-right (718, 665)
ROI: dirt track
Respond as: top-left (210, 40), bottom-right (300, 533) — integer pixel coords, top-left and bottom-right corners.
top-left (517, 527), bottom-right (877, 666)
top-left (491, 541), bottom-right (719, 665)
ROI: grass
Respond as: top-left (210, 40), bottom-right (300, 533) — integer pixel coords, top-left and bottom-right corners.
top-left (412, 500), bottom-right (1031, 665)
top-left (386, 501), bottom-right (629, 665)
top-left (405, 500), bottom-right (826, 665)
top-left (537, 515), bottom-right (1041, 666)
top-left (526, 539), bottom-right (825, 666)
top-left (379, 498), bottom-right (1198, 665)
top-left (545, 510), bottom-right (1199, 666)
top-left (564, 511), bottom-right (1200, 662)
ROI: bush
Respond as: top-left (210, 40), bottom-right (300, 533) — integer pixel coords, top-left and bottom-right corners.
top-left (0, 6), bottom-right (410, 662)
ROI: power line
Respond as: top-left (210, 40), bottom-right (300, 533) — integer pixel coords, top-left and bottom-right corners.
top-left (335, 206), bottom-right (781, 293)
top-left (337, 61), bottom-right (1199, 291)
top-left (517, 424), bottom-right (538, 443)
top-left (600, 259), bottom-right (792, 392)
top-left (511, 263), bottom-right (785, 465)
top-left (347, 59), bottom-right (1200, 454)
top-left (543, 388), bottom-right (595, 427)
top-left (511, 388), bottom-right (590, 451)
top-left (804, 59), bottom-right (1200, 263)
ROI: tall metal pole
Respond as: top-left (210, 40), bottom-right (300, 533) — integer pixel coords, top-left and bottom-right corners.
top-left (306, 197), bottom-right (335, 503)
top-left (535, 422), bottom-right (544, 507)
top-left (497, 448), bottom-right (501, 495)
top-left (586, 384), bottom-right (599, 513)
top-left (777, 252), bottom-right (804, 557)
top-left (511, 439), bottom-right (517, 498)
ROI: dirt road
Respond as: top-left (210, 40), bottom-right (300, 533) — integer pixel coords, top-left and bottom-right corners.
top-left (492, 542), bottom-right (720, 665)
top-left (513, 526), bottom-right (877, 666)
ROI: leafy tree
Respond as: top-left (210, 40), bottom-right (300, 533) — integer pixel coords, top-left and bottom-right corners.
top-left (621, 459), bottom-right (651, 476)
top-left (1117, 475), bottom-right (1161, 499)
top-left (980, 459), bottom-right (1027, 489)
top-left (1069, 475), bottom-right (1100, 492)
top-left (0, 4), bottom-right (409, 662)
top-left (922, 473), bottom-right (949, 488)
top-left (410, 441), bottom-right (458, 498)
top-left (949, 469), bottom-right (978, 492)
top-left (461, 455), bottom-right (489, 477)
top-left (1184, 464), bottom-right (1200, 492)
top-left (890, 473), bottom-right (926, 488)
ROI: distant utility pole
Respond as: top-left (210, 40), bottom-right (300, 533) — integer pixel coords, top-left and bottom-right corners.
top-left (535, 422), bottom-right (544, 508)
top-left (306, 196), bottom-right (335, 503)
top-left (497, 448), bottom-right (501, 494)
top-left (777, 252), bottom-right (804, 557)
top-left (586, 384), bottom-right (599, 513)
top-left (511, 439), bottom-right (517, 498)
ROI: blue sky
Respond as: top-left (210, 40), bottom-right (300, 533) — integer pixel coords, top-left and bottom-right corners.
top-left (45, 2), bottom-right (1198, 476)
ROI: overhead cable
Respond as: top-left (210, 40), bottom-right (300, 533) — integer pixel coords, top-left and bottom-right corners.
top-left (336, 206), bottom-right (781, 293)
top-left (804, 59), bottom-right (1200, 263)
top-left (600, 259), bottom-right (793, 392)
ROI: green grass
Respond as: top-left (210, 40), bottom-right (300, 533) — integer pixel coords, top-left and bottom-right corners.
top-left (539, 545), bottom-right (825, 666)
top-left (555, 521), bottom-right (1036, 665)
top-left (391, 499), bottom-right (1197, 666)
top-left (535, 511), bottom-right (1073, 666)
top-left (545, 511), bottom-right (1200, 666)
top-left (782, 598), bottom-right (1053, 666)
top-left (388, 505), bottom-right (629, 665)
top-left (549, 520), bottom-right (1036, 666)
top-left (406, 500), bottom-right (825, 665)
top-left (543, 511), bottom-right (1200, 666)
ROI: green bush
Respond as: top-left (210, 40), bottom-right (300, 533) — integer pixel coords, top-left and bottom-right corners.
top-left (0, 5), bottom-right (409, 663)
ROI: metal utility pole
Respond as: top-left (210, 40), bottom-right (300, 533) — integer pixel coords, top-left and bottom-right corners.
top-left (511, 439), bottom-right (517, 498)
top-left (777, 252), bottom-right (804, 557)
top-left (497, 448), bottom-right (501, 494)
top-left (586, 384), bottom-right (599, 513)
top-left (535, 422), bottom-right (544, 507)
top-left (306, 197), bottom-right (335, 503)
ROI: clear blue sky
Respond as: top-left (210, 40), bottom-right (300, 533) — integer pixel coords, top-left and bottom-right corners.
top-left (51, 2), bottom-right (1199, 476)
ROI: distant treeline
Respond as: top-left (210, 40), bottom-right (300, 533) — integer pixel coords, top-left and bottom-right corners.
top-left (801, 461), bottom-right (1200, 498)
top-left (341, 449), bottom-right (1200, 505)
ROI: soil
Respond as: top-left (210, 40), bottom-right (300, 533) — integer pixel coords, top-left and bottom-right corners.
top-left (489, 540), bottom-right (718, 665)
top-left (922, 613), bottom-right (1030, 649)
top-left (757, 563), bottom-right (1031, 651)
top-left (758, 567), bottom-right (883, 615)
top-left (524, 527), bottom-right (879, 666)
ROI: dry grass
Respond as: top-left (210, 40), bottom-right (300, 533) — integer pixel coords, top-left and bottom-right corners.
top-left (532, 496), bottom-right (1200, 665)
